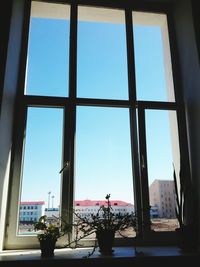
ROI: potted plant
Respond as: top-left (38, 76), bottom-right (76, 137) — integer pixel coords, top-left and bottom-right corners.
top-left (70, 194), bottom-right (137, 256)
top-left (34, 215), bottom-right (71, 257)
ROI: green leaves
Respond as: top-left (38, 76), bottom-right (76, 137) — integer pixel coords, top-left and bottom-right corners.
top-left (34, 214), bottom-right (71, 241)
top-left (73, 194), bottom-right (136, 234)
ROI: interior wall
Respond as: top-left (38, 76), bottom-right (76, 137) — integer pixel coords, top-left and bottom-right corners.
top-left (0, 0), bottom-right (24, 250)
top-left (0, 1), bottom-right (13, 112)
top-left (172, 0), bottom-right (200, 245)
top-left (191, 0), bottom-right (200, 64)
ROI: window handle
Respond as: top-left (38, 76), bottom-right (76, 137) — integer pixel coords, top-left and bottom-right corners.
top-left (141, 155), bottom-right (146, 169)
top-left (59, 161), bottom-right (70, 174)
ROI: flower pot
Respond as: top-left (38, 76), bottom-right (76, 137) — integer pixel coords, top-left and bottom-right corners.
top-left (39, 238), bottom-right (57, 257)
top-left (96, 229), bottom-right (115, 255)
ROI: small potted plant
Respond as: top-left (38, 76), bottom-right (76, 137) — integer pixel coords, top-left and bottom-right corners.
top-left (71, 194), bottom-right (137, 256)
top-left (34, 215), bottom-right (71, 257)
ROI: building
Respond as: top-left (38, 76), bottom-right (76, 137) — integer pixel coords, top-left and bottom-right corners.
top-left (44, 207), bottom-right (59, 222)
top-left (150, 206), bottom-right (159, 219)
top-left (44, 200), bottom-right (134, 220)
top-left (149, 180), bottom-right (176, 219)
top-left (44, 199), bottom-right (158, 220)
top-left (74, 199), bottom-right (134, 218)
top-left (19, 201), bottom-right (45, 223)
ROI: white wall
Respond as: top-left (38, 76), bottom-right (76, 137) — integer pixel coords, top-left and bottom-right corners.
top-left (173, 0), bottom-right (200, 244)
top-left (0, 0), bottom-right (25, 251)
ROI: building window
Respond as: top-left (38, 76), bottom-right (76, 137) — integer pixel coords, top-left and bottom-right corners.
top-left (6, 0), bottom-right (185, 249)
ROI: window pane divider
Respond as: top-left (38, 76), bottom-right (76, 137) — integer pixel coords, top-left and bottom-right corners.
top-left (23, 95), bottom-right (69, 107)
top-left (60, 104), bottom-right (74, 229)
top-left (137, 107), bottom-right (151, 236)
top-left (69, 3), bottom-right (77, 100)
top-left (137, 101), bottom-right (177, 110)
top-left (64, 2), bottom-right (78, 224)
top-left (125, 9), bottom-right (136, 102)
top-left (76, 98), bottom-right (131, 107)
top-left (125, 9), bottom-right (143, 238)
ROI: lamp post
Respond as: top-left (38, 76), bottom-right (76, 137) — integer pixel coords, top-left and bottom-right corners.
top-left (52, 195), bottom-right (55, 209)
top-left (48, 191), bottom-right (51, 209)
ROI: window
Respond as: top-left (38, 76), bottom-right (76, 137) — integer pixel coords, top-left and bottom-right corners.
top-left (6, 0), bottom-right (186, 249)
top-left (133, 12), bottom-right (175, 102)
top-left (25, 2), bottom-right (70, 96)
top-left (75, 107), bottom-right (134, 206)
top-left (77, 7), bottom-right (128, 99)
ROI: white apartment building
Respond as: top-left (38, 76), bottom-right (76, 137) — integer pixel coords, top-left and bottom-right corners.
top-left (19, 201), bottom-right (45, 223)
top-left (74, 199), bottom-right (134, 218)
top-left (43, 200), bottom-right (134, 221)
top-left (149, 179), bottom-right (176, 219)
top-left (44, 200), bottom-right (158, 219)
top-left (44, 207), bottom-right (59, 221)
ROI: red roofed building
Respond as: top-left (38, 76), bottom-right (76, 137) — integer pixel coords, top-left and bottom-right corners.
top-left (74, 199), bottom-right (134, 219)
top-left (20, 201), bottom-right (45, 206)
top-left (75, 200), bottom-right (132, 207)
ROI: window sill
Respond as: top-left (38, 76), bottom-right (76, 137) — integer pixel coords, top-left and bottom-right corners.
top-left (0, 246), bottom-right (199, 266)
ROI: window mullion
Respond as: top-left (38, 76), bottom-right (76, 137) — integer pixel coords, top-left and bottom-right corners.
top-left (137, 107), bottom-right (151, 236)
top-left (60, 105), bottom-right (75, 230)
top-left (69, 3), bottom-right (78, 100)
top-left (125, 9), bottom-right (136, 102)
top-left (125, 9), bottom-right (143, 238)
top-left (61, 3), bottom-right (78, 226)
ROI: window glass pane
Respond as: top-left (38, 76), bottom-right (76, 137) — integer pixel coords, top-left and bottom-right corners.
top-left (145, 110), bottom-right (179, 231)
top-left (18, 108), bottom-right (63, 235)
top-left (77, 7), bottom-right (128, 100)
top-left (133, 12), bottom-right (175, 102)
top-left (25, 2), bottom-right (70, 96)
top-left (75, 107), bottom-right (135, 238)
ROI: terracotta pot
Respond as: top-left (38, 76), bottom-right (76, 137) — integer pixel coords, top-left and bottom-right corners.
top-left (39, 238), bottom-right (57, 257)
top-left (96, 229), bottom-right (115, 255)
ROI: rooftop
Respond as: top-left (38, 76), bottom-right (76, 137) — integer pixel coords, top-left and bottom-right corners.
top-left (20, 201), bottom-right (45, 205)
top-left (74, 200), bottom-right (133, 207)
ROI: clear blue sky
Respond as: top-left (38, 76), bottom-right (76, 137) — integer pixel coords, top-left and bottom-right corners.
top-left (21, 15), bottom-right (174, 208)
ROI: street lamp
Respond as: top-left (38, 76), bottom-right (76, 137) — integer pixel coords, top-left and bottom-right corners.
top-left (48, 191), bottom-right (51, 209)
top-left (52, 195), bottom-right (55, 209)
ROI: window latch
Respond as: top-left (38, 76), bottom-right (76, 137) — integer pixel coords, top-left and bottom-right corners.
top-left (59, 161), bottom-right (70, 174)
top-left (141, 155), bottom-right (146, 169)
